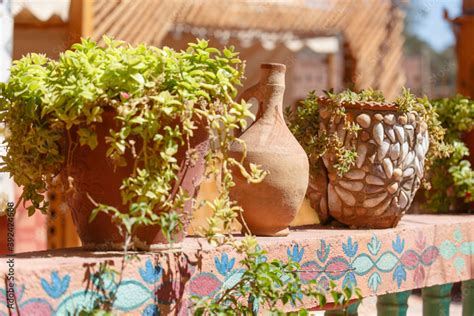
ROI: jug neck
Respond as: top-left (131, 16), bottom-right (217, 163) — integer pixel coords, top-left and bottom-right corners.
top-left (259, 63), bottom-right (286, 115)
top-left (260, 63), bottom-right (286, 86)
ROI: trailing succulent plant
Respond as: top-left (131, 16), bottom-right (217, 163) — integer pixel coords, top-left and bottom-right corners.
top-left (426, 95), bottom-right (474, 212)
top-left (0, 37), bottom-right (267, 241)
top-left (286, 88), bottom-right (448, 180)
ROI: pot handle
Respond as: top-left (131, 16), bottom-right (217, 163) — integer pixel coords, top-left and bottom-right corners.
top-left (235, 82), bottom-right (263, 137)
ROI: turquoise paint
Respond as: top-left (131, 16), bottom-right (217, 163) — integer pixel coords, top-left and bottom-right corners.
top-left (376, 252), bottom-right (400, 271)
top-left (317, 240), bottom-right (330, 262)
top-left (396, 290), bottom-right (412, 315)
top-left (54, 290), bottom-right (103, 315)
top-left (460, 242), bottom-right (474, 255)
top-left (454, 257), bottom-right (466, 275)
top-left (368, 235), bottom-right (382, 256)
top-left (439, 284), bottom-right (454, 314)
top-left (221, 269), bottom-right (245, 290)
top-left (440, 227), bottom-right (474, 258)
top-left (347, 300), bottom-right (361, 315)
top-left (376, 290), bottom-right (411, 316)
top-left (352, 251), bottom-right (399, 275)
top-left (392, 235), bottom-right (405, 254)
top-left (454, 228), bottom-right (463, 243)
top-left (438, 227), bottom-right (474, 276)
top-left (342, 237), bottom-right (359, 257)
top-left (352, 254), bottom-right (373, 275)
top-left (368, 272), bottom-right (381, 292)
top-left (422, 283), bottom-right (453, 316)
top-left (54, 280), bottom-right (152, 315)
top-left (439, 240), bottom-right (457, 259)
top-left (113, 280), bottom-right (153, 310)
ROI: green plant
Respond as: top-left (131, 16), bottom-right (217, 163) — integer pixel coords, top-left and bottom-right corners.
top-left (0, 37), bottom-right (265, 242)
top-left (192, 237), bottom-right (360, 315)
top-left (0, 124), bottom-right (9, 214)
top-left (76, 254), bottom-right (137, 316)
top-left (286, 88), bottom-right (448, 179)
top-left (77, 261), bottom-right (120, 315)
top-left (425, 95), bottom-right (474, 212)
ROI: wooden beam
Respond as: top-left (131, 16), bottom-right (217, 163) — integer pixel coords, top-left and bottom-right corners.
top-left (326, 53), bottom-right (336, 90)
top-left (68, 0), bottom-right (94, 45)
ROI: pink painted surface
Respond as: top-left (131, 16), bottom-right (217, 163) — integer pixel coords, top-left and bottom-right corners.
top-left (0, 185), bottom-right (47, 255)
top-left (0, 214), bottom-right (473, 315)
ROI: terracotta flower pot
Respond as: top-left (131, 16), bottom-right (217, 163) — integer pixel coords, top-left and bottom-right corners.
top-left (229, 63), bottom-right (309, 236)
top-left (61, 110), bottom-right (208, 250)
top-left (319, 98), bottom-right (429, 228)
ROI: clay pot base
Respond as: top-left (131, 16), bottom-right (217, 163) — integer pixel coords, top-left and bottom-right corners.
top-left (82, 242), bottom-right (127, 251)
top-left (329, 213), bottom-right (403, 229)
top-left (148, 242), bottom-right (182, 251)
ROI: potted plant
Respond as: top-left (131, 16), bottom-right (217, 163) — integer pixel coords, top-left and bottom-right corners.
top-left (287, 89), bottom-right (447, 228)
top-left (0, 37), bottom-right (264, 250)
top-left (420, 95), bottom-right (474, 213)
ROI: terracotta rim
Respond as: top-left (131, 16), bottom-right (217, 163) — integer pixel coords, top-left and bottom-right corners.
top-left (261, 63), bottom-right (286, 71)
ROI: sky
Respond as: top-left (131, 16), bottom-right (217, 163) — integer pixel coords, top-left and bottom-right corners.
top-left (410, 0), bottom-right (462, 52)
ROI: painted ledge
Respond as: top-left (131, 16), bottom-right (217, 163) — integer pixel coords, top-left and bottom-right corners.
top-left (0, 214), bottom-right (473, 315)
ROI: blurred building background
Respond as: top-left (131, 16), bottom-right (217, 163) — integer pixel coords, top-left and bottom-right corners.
top-left (1, 0), bottom-right (409, 252)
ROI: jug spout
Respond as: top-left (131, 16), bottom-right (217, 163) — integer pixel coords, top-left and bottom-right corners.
top-left (260, 63), bottom-right (286, 87)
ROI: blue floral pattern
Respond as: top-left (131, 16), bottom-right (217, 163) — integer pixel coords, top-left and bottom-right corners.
top-left (41, 272), bottom-right (70, 299)
top-left (139, 259), bottom-right (163, 284)
top-left (214, 253), bottom-right (235, 276)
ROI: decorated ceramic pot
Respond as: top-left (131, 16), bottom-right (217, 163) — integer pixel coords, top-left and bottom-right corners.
top-left (319, 98), bottom-right (430, 228)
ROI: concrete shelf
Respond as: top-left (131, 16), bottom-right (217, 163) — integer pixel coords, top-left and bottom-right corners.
top-left (1, 214), bottom-right (473, 315)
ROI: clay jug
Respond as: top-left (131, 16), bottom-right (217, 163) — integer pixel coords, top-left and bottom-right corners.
top-left (229, 63), bottom-right (309, 236)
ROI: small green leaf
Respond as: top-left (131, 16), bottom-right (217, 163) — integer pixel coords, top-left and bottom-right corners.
top-left (130, 73), bottom-right (145, 85)
top-left (77, 128), bottom-right (98, 150)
